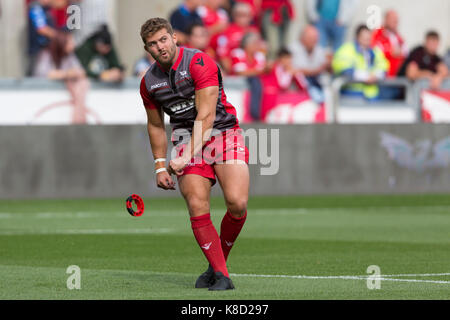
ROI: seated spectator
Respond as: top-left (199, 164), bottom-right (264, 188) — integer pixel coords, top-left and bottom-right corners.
top-left (332, 25), bottom-right (389, 100)
top-left (184, 23), bottom-right (216, 58)
top-left (75, 25), bottom-right (125, 82)
top-left (134, 52), bottom-right (155, 79)
top-left (27, 0), bottom-right (57, 75)
top-left (216, 2), bottom-right (259, 73)
top-left (32, 31), bottom-right (90, 124)
top-left (197, 0), bottom-right (230, 41)
top-left (230, 32), bottom-right (267, 76)
top-left (290, 24), bottom-right (331, 104)
top-left (169, 0), bottom-right (204, 45)
top-left (398, 31), bottom-right (449, 90)
top-left (230, 32), bottom-right (268, 120)
top-left (306, 0), bottom-right (358, 52)
top-left (372, 10), bottom-right (408, 77)
top-left (260, 0), bottom-right (295, 60)
top-left (260, 48), bottom-right (310, 120)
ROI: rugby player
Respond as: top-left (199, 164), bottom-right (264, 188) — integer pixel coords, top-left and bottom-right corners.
top-left (139, 17), bottom-right (249, 291)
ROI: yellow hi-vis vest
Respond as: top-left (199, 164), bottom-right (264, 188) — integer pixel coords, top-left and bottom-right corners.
top-left (332, 42), bottom-right (389, 99)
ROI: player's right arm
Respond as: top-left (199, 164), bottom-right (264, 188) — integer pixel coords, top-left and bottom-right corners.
top-left (141, 78), bottom-right (175, 190)
top-left (145, 108), bottom-right (175, 190)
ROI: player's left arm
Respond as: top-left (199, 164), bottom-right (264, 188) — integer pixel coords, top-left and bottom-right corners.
top-left (169, 52), bottom-right (219, 175)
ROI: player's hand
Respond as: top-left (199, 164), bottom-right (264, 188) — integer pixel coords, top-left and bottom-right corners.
top-left (169, 157), bottom-right (189, 176)
top-left (156, 171), bottom-right (176, 190)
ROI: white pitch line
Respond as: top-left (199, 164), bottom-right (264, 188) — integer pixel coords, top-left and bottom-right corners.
top-left (0, 228), bottom-right (174, 235)
top-left (230, 273), bottom-right (450, 285)
top-left (377, 273), bottom-right (450, 277)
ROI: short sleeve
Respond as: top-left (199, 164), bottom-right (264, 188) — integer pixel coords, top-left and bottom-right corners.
top-left (189, 52), bottom-right (219, 90)
top-left (29, 5), bottom-right (48, 29)
top-left (140, 77), bottom-right (158, 110)
top-left (408, 48), bottom-right (422, 64)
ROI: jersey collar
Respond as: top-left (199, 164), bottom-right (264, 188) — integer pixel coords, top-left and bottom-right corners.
top-left (172, 46), bottom-right (184, 71)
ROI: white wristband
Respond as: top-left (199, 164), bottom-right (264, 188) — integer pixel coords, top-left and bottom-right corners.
top-left (154, 158), bottom-right (166, 164)
top-left (155, 167), bottom-right (167, 174)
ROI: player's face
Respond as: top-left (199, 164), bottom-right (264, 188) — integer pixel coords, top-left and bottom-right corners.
top-left (145, 28), bottom-right (178, 66)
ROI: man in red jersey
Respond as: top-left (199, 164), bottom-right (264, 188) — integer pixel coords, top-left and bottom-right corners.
top-left (215, 2), bottom-right (259, 74)
top-left (371, 10), bottom-right (408, 77)
top-left (139, 18), bottom-right (249, 291)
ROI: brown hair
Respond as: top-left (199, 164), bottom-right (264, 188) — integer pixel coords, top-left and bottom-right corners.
top-left (49, 31), bottom-right (71, 68)
top-left (140, 17), bottom-right (174, 45)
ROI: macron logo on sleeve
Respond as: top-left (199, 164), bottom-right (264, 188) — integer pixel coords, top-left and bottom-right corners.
top-left (195, 57), bottom-right (204, 67)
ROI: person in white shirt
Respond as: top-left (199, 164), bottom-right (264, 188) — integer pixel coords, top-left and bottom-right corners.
top-left (290, 25), bottom-right (331, 104)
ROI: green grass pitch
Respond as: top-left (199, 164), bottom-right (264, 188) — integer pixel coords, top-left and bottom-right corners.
top-left (0, 195), bottom-right (449, 300)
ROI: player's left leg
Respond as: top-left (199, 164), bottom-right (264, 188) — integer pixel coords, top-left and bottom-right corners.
top-left (214, 160), bottom-right (249, 262)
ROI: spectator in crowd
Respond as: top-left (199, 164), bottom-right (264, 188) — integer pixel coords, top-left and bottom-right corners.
top-left (32, 31), bottom-right (90, 124)
top-left (372, 10), bottom-right (408, 77)
top-left (184, 23), bottom-right (216, 58)
top-left (72, 0), bottom-right (109, 48)
top-left (169, 0), bottom-right (204, 45)
top-left (233, 0), bottom-right (261, 22)
top-left (133, 52), bottom-right (155, 79)
top-left (332, 24), bottom-right (389, 100)
top-left (398, 31), bottom-right (449, 90)
top-left (50, 0), bottom-right (70, 29)
top-left (75, 25), bottom-right (125, 82)
top-left (260, 0), bottom-right (294, 60)
top-left (260, 48), bottom-right (309, 121)
top-left (197, 0), bottom-right (230, 39)
top-left (27, 0), bottom-right (57, 75)
top-left (216, 2), bottom-right (259, 73)
top-left (230, 32), bottom-right (268, 120)
top-left (306, 0), bottom-right (358, 52)
top-left (290, 24), bottom-right (331, 104)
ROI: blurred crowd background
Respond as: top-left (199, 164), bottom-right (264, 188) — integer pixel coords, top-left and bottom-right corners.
top-left (0, 0), bottom-right (449, 123)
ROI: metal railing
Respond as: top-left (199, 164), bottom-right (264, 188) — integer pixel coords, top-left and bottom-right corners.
top-left (329, 76), bottom-right (450, 123)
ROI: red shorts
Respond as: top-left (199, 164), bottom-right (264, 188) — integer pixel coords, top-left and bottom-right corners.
top-left (174, 128), bottom-right (249, 185)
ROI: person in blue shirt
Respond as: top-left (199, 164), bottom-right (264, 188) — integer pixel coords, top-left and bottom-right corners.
top-left (27, 0), bottom-right (57, 75)
top-left (169, 0), bottom-right (204, 45)
top-left (306, 0), bottom-right (358, 52)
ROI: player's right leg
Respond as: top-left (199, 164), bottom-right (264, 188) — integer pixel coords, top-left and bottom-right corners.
top-left (178, 174), bottom-right (234, 290)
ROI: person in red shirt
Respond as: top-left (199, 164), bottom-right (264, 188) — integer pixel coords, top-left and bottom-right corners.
top-left (230, 31), bottom-right (268, 120)
top-left (50, 0), bottom-right (70, 29)
top-left (216, 2), bottom-right (259, 74)
top-left (372, 10), bottom-right (408, 77)
top-left (260, 48), bottom-right (308, 121)
top-left (230, 32), bottom-right (267, 76)
top-left (140, 17), bottom-right (249, 291)
top-left (197, 0), bottom-right (230, 39)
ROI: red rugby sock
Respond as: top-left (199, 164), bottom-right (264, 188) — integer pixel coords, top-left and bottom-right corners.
top-left (220, 210), bottom-right (247, 261)
top-left (190, 213), bottom-right (229, 277)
